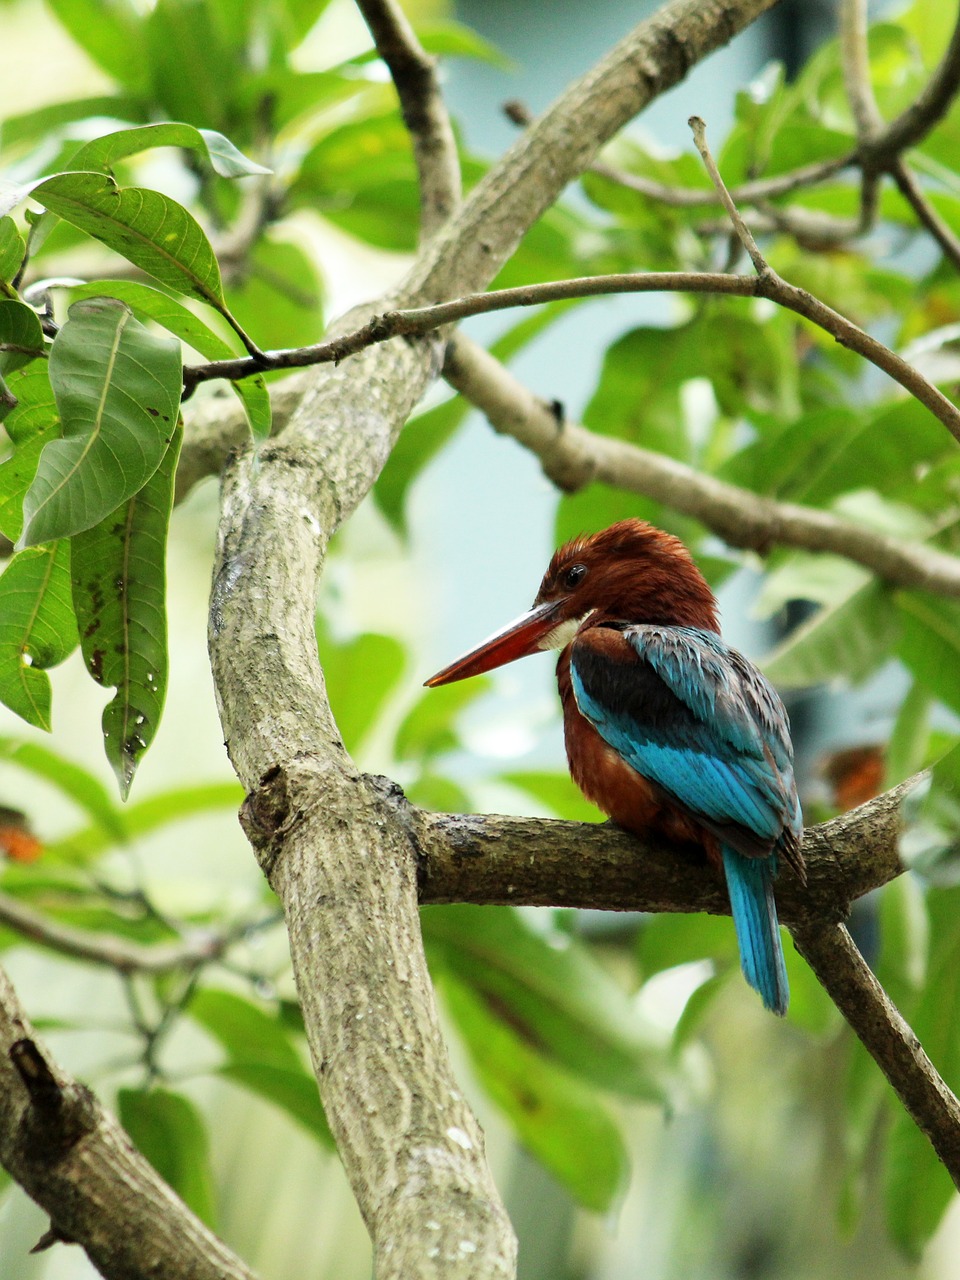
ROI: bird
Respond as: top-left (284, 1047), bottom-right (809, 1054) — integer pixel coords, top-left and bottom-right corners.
top-left (424, 518), bottom-right (804, 1015)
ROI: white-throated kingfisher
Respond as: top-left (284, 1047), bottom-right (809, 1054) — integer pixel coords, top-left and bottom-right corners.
top-left (425, 519), bottom-right (804, 1015)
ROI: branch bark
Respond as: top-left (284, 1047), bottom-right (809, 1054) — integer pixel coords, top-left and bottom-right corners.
top-left (206, 1), bottom-right (782, 1277)
top-left (0, 966), bottom-right (260, 1280)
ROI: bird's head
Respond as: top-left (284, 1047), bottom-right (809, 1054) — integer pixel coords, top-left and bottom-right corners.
top-left (425, 518), bottom-right (719, 687)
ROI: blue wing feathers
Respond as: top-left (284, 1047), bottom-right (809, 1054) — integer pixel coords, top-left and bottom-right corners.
top-left (722, 845), bottom-right (789, 1016)
top-left (569, 623), bottom-right (800, 1014)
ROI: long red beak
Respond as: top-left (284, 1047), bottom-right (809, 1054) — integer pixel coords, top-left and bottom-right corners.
top-left (424, 598), bottom-right (567, 687)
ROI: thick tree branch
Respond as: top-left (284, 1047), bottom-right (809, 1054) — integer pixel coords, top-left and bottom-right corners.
top-left (0, 965), bottom-right (259, 1280)
top-left (442, 332), bottom-right (960, 597)
top-left (207, 2), bottom-right (782, 1277)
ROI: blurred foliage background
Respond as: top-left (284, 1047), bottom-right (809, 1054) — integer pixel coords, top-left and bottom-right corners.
top-left (2, 0), bottom-right (960, 1276)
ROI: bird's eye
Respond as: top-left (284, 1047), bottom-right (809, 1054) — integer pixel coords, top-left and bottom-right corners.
top-left (562, 564), bottom-right (587, 590)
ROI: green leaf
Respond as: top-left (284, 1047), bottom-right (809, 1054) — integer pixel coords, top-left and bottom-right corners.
top-left (0, 97), bottom-right (142, 152)
top-left (217, 1063), bottom-right (332, 1146)
top-left (46, 0), bottom-right (149, 93)
top-left (897, 593), bottom-right (960, 717)
top-left (32, 172), bottom-right (227, 311)
top-left (118, 1088), bottom-right (217, 1227)
top-left (760, 580), bottom-right (898, 688)
top-left (143, 0), bottom-right (241, 131)
top-left (440, 970), bottom-right (629, 1212)
top-left (886, 682), bottom-right (933, 788)
top-left (0, 365), bottom-right (60, 542)
top-left (500, 770), bottom-right (601, 822)
top-left (0, 218), bottom-right (25, 283)
top-left (395, 678), bottom-right (491, 764)
top-left (67, 123), bottom-right (270, 179)
top-left (70, 280), bottom-right (270, 440)
top-left (71, 425), bottom-right (182, 798)
top-left (316, 625), bottom-right (405, 754)
top-left (0, 300), bottom-right (45, 376)
top-left (0, 738), bottom-right (126, 843)
top-left (0, 542), bottom-right (78, 730)
top-left (424, 905), bottom-right (671, 1101)
top-left (20, 298), bottom-right (181, 547)
top-left (46, 781), bottom-right (242, 863)
top-left (222, 237), bottom-right (324, 355)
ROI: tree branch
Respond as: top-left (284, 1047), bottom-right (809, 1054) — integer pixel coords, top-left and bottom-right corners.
top-left (207, 1), bottom-right (783, 1277)
top-left (0, 965), bottom-right (260, 1280)
top-left (442, 331), bottom-right (960, 596)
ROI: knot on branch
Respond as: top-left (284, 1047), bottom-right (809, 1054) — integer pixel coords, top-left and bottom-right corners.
top-left (240, 764), bottom-right (302, 876)
top-left (10, 1039), bottom-right (97, 1161)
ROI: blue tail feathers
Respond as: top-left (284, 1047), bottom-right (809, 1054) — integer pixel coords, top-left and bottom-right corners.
top-left (721, 846), bottom-right (789, 1016)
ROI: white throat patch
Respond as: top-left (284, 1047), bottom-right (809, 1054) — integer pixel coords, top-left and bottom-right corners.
top-left (536, 612), bottom-right (592, 651)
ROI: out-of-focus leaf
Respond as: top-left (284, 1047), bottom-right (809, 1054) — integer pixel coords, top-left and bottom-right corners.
top-left (0, 738), bottom-right (126, 843)
top-left (0, 218), bottom-right (25, 283)
top-left (47, 781), bottom-right (243, 863)
top-left (761, 580), bottom-right (897, 688)
top-left (69, 280), bottom-right (269, 440)
top-left (638, 912), bottom-right (739, 977)
top-left (884, 887), bottom-right (960, 1258)
top-left (118, 1088), bottom-right (216, 1227)
top-left (0, 300), bottom-right (45, 376)
top-left (67, 123), bottom-right (270, 179)
top-left (441, 970), bottom-right (629, 1212)
top-left (395, 678), bottom-right (491, 764)
top-left (0, 542), bottom-right (77, 730)
top-left (223, 237), bottom-right (323, 354)
top-left (217, 1063), bottom-right (332, 1146)
top-left (417, 21), bottom-right (510, 67)
top-left (0, 98), bottom-right (142, 152)
top-left (753, 554), bottom-right (871, 620)
top-left (897, 593), bottom-right (960, 717)
top-left (886, 682), bottom-right (933, 788)
top-left (143, 0), bottom-right (241, 131)
top-left (19, 298), bottom-right (180, 548)
top-left (71, 426), bottom-right (181, 798)
top-left (315, 623), bottom-right (405, 754)
top-left (46, 0), bottom-right (150, 93)
top-left (500, 769), bottom-right (601, 823)
top-left (424, 904), bottom-right (671, 1101)
top-left (404, 774), bottom-right (472, 813)
top-left (32, 173), bottom-right (227, 311)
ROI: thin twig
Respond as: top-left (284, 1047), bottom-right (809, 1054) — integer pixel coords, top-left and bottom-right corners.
top-left (442, 331), bottom-right (960, 597)
top-left (890, 157), bottom-right (960, 273)
top-left (184, 263), bottom-right (960, 443)
top-left (689, 116), bottom-right (766, 271)
top-left (840, 0), bottom-right (883, 142)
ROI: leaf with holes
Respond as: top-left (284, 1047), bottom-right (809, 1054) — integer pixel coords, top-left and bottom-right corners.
top-left (71, 426), bottom-right (181, 798)
top-left (19, 298), bottom-right (181, 548)
top-left (0, 364), bottom-right (59, 541)
top-left (0, 542), bottom-right (78, 731)
top-left (31, 172), bottom-right (227, 311)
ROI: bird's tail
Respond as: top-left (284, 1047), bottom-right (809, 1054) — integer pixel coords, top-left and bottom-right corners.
top-left (721, 845), bottom-right (789, 1016)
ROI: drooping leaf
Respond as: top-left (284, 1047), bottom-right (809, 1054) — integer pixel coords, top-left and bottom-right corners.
top-left (0, 300), bottom-right (45, 376)
top-left (70, 280), bottom-right (270, 440)
top-left (0, 542), bottom-right (78, 730)
top-left (67, 123), bottom-right (269, 179)
top-left (424, 905), bottom-right (671, 1101)
top-left (20, 298), bottom-right (181, 547)
top-left (32, 173), bottom-right (227, 311)
top-left (440, 970), bottom-right (630, 1213)
top-left (71, 424), bottom-right (182, 798)
top-left (118, 1088), bottom-right (217, 1227)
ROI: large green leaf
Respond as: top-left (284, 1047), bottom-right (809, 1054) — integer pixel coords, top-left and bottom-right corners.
top-left (70, 280), bottom-right (270, 440)
top-left (760, 580), bottom-right (897, 687)
top-left (424, 905), bottom-right (671, 1101)
top-left (20, 298), bottom-right (181, 548)
top-left (71, 425), bottom-right (181, 798)
top-left (67, 123), bottom-right (269, 179)
top-left (32, 173), bottom-right (227, 311)
top-left (0, 300), bottom-right (45, 376)
top-left (897, 593), bottom-right (960, 717)
top-left (118, 1088), bottom-right (217, 1227)
top-left (46, 0), bottom-right (150, 93)
top-left (440, 971), bottom-right (629, 1213)
top-left (0, 541), bottom-right (78, 730)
